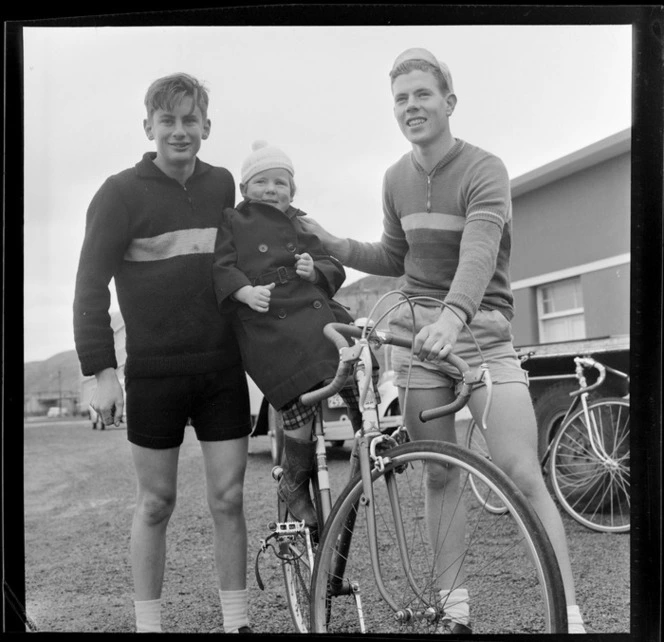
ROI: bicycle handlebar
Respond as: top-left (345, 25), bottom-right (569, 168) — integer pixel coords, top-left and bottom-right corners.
top-left (300, 322), bottom-right (476, 422)
top-left (569, 357), bottom-right (606, 397)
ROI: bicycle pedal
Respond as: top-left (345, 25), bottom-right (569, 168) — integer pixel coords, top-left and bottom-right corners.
top-left (273, 520), bottom-right (306, 535)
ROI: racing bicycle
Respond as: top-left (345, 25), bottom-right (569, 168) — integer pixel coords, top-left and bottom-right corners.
top-left (466, 355), bottom-right (629, 533)
top-left (254, 296), bottom-right (568, 634)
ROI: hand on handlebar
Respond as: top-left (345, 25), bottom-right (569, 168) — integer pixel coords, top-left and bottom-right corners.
top-left (299, 322), bottom-right (477, 424)
top-left (413, 306), bottom-right (464, 362)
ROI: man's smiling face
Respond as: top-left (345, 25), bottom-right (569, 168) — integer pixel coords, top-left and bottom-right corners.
top-left (392, 69), bottom-right (453, 149)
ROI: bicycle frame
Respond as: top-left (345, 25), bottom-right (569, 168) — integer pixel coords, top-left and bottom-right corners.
top-left (306, 325), bottom-right (488, 628)
top-left (259, 312), bottom-right (569, 633)
top-left (311, 336), bottom-right (401, 624)
top-left (539, 356), bottom-right (629, 470)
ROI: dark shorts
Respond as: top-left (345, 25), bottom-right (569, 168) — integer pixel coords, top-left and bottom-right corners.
top-left (125, 365), bottom-right (252, 449)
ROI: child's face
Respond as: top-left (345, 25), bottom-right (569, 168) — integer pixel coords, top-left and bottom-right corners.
top-left (241, 169), bottom-right (293, 213)
top-left (143, 97), bottom-right (211, 168)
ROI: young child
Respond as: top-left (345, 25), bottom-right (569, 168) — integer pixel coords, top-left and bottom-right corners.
top-left (73, 73), bottom-right (253, 633)
top-left (213, 141), bottom-right (376, 530)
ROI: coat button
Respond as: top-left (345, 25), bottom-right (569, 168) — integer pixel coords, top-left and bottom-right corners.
top-left (258, 244), bottom-right (268, 253)
top-left (286, 242), bottom-right (296, 252)
top-left (277, 309), bottom-right (287, 319)
top-left (313, 300), bottom-right (322, 309)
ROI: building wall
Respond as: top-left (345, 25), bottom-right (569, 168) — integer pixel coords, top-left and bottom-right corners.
top-left (581, 264), bottom-right (630, 337)
top-left (511, 153), bottom-right (630, 281)
top-left (512, 288), bottom-right (539, 346)
top-left (509, 151), bottom-right (630, 345)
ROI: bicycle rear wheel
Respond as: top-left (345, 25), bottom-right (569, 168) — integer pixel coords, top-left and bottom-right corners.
top-left (465, 420), bottom-right (508, 514)
top-left (550, 397), bottom-right (630, 533)
top-left (273, 471), bottom-right (318, 632)
top-left (310, 440), bottom-right (567, 634)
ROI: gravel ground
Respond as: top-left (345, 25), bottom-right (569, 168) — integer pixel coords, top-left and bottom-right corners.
top-left (23, 419), bottom-right (631, 634)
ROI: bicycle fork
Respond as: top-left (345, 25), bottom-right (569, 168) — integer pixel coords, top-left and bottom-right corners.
top-left (353, 434), bottom-right (442, 626)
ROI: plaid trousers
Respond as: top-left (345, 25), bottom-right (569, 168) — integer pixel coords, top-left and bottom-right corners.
top-left (281, 374), bottom-right (381, 431)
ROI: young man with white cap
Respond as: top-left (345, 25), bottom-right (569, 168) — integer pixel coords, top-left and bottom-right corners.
top-left (300, 48), bottom-right (586, 634)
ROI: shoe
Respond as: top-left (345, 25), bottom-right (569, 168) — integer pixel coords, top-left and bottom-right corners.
top-left (238, 626), bottom-right (253, 633)
top-left (437, 618), bottom-right (472, 634)
top-left (277, 435), bottom-right (318, 529)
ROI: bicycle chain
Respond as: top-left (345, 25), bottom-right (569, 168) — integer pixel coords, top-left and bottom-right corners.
top-left (292, 554), bottom-right (311, 603)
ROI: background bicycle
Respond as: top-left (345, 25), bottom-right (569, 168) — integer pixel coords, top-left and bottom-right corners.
top-left (255, 313), bottom-right (569, 634)
top-left (466, 355), bottom-right (630, 533)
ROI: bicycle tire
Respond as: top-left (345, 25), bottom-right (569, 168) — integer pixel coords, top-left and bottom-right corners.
top-left (550, 397), bottom-right (630, 533)
top-left (464, 420), bottom-right (508, 514)
top-left (309, 440), bottom-right (568, 634)
top-left (275, 473), bottom-right (319, 632)
top-left (267, 405), bottom-right (285, 466)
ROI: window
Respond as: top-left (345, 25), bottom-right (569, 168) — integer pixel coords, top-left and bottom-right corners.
top-left (537, 277), bottom-right (586, 343)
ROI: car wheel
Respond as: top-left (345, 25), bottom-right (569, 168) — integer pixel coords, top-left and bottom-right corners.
top-left (384, 399), bottom-right (401, 416)
top-left (268, 405), bottom-right (285, 466)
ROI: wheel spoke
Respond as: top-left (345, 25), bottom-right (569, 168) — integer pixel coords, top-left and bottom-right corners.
top-left (551, 399), bottom-right (629, 532)
top-left (310, 441), bottom-right (567, 633)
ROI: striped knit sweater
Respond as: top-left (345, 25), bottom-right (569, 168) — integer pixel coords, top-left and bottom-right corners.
top-left (346, 139), bottom-right (514, 322)
top-left (73, 152), bottom-right (241, 378)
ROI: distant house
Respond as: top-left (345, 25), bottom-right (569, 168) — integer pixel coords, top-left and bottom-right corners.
top-left (508, 128), bottom-right (630, 346)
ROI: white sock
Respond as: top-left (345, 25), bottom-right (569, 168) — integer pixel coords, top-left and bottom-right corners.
top-left (438, 588), bottom-right (470, 625)
top-left (134, 598), bottom-right (162, 633)
top-left (220, 589), bottom-right (249, 633)
top-left (567, 604), bottom-right (586, 634)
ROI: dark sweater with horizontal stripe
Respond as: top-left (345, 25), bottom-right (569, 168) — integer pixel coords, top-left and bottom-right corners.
top-left (73, 152), bottom-right (241, 378)
top-left (346, 139), bottom-right (514, 322)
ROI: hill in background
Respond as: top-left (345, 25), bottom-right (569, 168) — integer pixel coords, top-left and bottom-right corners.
top-left (336, 274), bottom-right (406, 322)
top-left (24, 350), bottom-right (81, 396)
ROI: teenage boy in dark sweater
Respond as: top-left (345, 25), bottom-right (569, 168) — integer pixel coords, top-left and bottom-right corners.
top-left (73, 73), bottom-right (253, 633)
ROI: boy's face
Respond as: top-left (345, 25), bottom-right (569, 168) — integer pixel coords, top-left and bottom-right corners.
top-left (143, 97), bottom-right (211, 168)
top-left (392, 69), bottom-right (455, 148)
top-left (241, 169), bottom-right (293, 213)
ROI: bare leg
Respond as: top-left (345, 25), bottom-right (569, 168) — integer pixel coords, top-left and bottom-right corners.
top-left (398, 386), bottom-right (467, 589)
top-left (283, 421), bottom-right (314, 441)
top-left (200, 436), bottom-right (250, 590)
top-left (468, 382), bottom-right (578, 605)
top-left (129, 444), bottom-right (180, 600)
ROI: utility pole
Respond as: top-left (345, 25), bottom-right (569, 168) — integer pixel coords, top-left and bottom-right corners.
top-left (58, 369), bottom-right (62, 412)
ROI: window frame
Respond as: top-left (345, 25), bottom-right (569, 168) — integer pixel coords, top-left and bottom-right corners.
top-left (536, 277), bottom-right (586, 343)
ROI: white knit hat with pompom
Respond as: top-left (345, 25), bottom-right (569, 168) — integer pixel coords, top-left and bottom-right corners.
top-left (240, 140), bottom-right (294, 185)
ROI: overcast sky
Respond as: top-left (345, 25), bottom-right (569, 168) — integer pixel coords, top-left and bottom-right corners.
top-left (22, 24), bottom-right (632, 363)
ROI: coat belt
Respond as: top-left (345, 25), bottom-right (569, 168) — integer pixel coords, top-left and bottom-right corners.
top-left (252, 266), bottom-right (299, 286)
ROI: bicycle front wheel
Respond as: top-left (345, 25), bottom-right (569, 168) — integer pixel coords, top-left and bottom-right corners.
top-left (310, 440), bottom-right (567, 634)
top-left (550, 397), bottom-right (630, 533)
